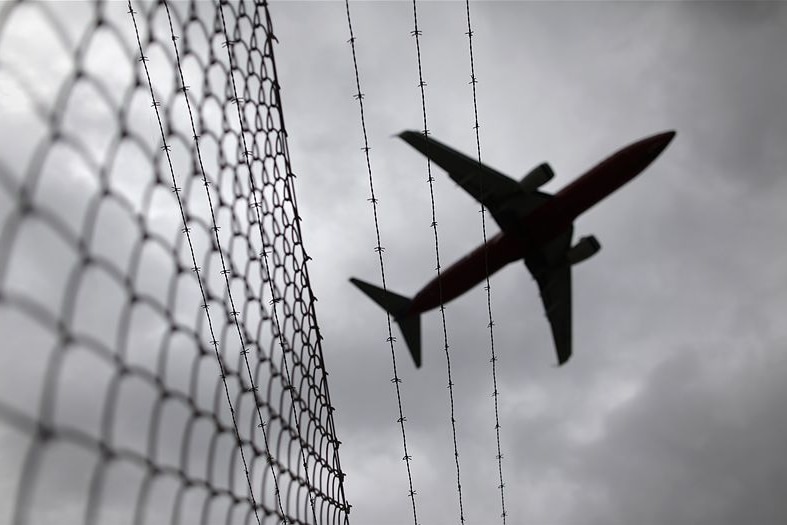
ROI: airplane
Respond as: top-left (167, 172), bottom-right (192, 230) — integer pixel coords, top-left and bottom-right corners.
top-left (351, 129), bottom-right (676, 367)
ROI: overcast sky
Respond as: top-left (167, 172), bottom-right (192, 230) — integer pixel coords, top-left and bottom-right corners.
top-left (1, 1), bottom-right (786, 525)
top-left (269, 1), bottom-right (787, 524)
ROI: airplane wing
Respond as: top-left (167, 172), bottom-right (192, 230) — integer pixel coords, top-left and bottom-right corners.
top-left (398, 130), bottom-right (549, 233)
top-left (533, 263), bottom-right (572, 365)
top-left (525, 230), bottom-right (574, 365)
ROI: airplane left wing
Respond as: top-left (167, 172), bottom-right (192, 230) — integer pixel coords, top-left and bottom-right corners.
top-left (399, 130), bottom-right (520, 204)
top-left (399, 130), bottom-right (550, 233)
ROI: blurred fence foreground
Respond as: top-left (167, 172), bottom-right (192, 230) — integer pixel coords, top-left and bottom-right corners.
top-left (0, 1), bottom-right (349, 524)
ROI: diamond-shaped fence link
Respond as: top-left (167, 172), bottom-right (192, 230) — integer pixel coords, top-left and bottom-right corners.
top-left (0, 1), bottom-right (349, 524)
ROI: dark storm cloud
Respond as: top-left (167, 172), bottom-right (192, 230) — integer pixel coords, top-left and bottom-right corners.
top-left (563, 344), bottom-right (787, 525)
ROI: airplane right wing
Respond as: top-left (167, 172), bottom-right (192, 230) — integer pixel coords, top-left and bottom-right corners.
top-left (525, 229), bottom-right (574, 365)
top-left (532, 262), bottom-right (572, 365)
top-left (399, 130), bottom-right (550, 233)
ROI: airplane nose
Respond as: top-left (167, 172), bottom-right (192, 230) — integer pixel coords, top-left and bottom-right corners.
top-left (646, 130), bottom-right (677, 158)
top-left (660, 130), bottom-right (677, 144)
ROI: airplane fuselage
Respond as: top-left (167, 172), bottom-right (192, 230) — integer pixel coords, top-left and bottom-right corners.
top-left (406, 131), bottom-right (675, 316)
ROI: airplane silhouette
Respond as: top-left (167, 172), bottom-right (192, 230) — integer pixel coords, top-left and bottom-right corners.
top-left (351, 129), bottom-right (676, 367)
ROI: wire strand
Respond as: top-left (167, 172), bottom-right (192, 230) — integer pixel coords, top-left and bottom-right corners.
top-left (344, 1), bottom-right (420, 523)
top-left (409, 1), bottom-right (466, 523)
top-left (160, 0), bottom-right (288, 521)
top-left (216, 1), bottom-right (320, 522)
top-left (463, 1), bottom-right (508, 522)
top-left (128, 4), bottom-right (262, 523)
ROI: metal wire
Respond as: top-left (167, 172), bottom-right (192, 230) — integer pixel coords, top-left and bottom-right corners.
top-left (461, 1), bottom-right (508, 522)
top-left (0, 1), bottom-right (349, 523)
top-left (342, 2), bottom-right (420, 524)
top-left (408, 1), bottom-right (466, 523)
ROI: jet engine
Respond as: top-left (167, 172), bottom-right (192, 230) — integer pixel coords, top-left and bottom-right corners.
top-left (566, 235), bottom-right (601, 265)
top-left (519, 163), bottom-right (554, 193)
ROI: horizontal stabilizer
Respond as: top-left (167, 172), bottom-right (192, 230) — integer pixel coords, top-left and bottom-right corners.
top-left (350, 278), bottom-right (423, 367)
top-left (350, 278), bottom-right (409, 316)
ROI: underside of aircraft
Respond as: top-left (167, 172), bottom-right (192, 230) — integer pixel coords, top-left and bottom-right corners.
top-left (352, 129), bottom-right (675, 367)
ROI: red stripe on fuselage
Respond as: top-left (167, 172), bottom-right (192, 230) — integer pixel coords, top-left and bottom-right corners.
top-left (408, 231), bottom-right (525, 315)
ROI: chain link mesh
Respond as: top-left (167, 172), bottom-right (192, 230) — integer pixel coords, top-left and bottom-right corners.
top-left (0, 1), bottom-right (349, 523)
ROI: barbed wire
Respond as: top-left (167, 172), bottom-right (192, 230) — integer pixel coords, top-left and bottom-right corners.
top-left (342, 1), bottom-right (420, 524)
top-left (461, 1), bottom-right (508, 522)
top-left (214, 1), bottom-right (323, 522)
top-left (407, 1), bottom-right (466, 523)
top-left (128, 1), bottom-right (264, 523)
top-left (0, 1), bottom-right (349, 523)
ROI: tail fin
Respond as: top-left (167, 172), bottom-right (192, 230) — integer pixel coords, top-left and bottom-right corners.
top-left (350, 278), bottom-right (422, 367)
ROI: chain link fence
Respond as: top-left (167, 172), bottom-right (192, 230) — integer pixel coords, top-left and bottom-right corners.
top-left (0, 1), bottom-right (349, 523)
